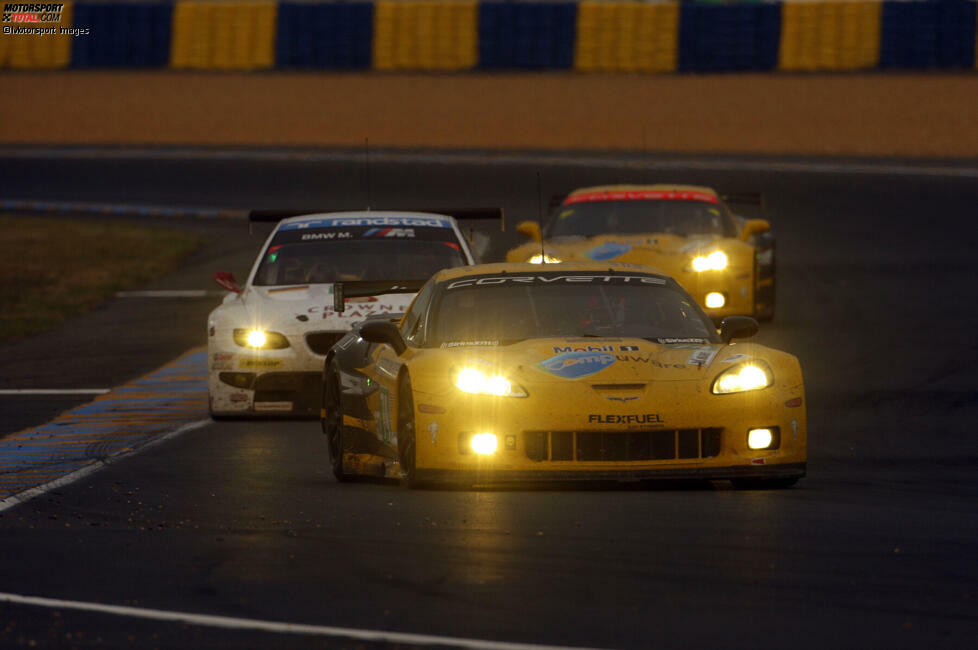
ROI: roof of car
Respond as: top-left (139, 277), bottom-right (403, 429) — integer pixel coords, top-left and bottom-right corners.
top-left (277, 211), bottom-right (457, 225)
top-left (430, 261), bottom-right (672, 283)
top-left (566, 184), bottom-right (718, 197)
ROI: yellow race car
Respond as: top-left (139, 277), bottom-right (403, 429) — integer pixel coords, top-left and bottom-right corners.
top-left (506, 185), bottom-right (776, 320)
top-left (321, 262), bottom-right (806, 488)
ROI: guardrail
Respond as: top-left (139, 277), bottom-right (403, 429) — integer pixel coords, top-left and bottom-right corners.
top-left (1, 1), bottom-right (975, 71)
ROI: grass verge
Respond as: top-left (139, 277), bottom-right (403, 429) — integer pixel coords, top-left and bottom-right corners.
top-left (0, 216), bottom-right (202, 343)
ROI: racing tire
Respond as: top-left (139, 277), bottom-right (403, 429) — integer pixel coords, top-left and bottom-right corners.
top-left (731, 477), bottom-right (798, 490)
top-left (322, 362), bottom-right (348, 482)
top-left (753, 244), bottom-right (776, 322)
top-left (397, 373), bottom-right (421, 489)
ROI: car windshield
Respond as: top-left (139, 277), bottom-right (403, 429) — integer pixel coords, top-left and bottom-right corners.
top-left (253, 240), bottom-right (466, 286)
top-left (547, 199), bottom-right (737, 238)
top-left (427, 276), bottom-right (716, 346)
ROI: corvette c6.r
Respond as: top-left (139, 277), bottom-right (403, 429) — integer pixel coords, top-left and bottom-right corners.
top-left (322, 262), bottom-right (806, 488)
top-left (207, 210), bottom-right (493, 418)
top-left (505, 185), bottom-right (776, 321)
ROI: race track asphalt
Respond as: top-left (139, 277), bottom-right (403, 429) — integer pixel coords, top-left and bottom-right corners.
top-left (0, 150), bottom-right (975, 649)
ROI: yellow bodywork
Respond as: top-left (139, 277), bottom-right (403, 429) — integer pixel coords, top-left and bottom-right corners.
top-left (505, 185), bottom-right (772, 320)
top-left (341, 263), bottom-right (805, 485)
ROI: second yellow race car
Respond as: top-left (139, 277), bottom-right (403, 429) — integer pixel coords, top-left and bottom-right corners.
top-left (506, 185), bottom-right (776, 321)
top-left (321, 262), bottom-right (806, 489)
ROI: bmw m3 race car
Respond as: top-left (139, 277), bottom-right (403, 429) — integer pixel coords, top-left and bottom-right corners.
top-left (321, 262), bottom-right (806, 488)
top-left (505, 185), bottom-right (776, 320)
top-left (207, 210), bottom-right (493, 417)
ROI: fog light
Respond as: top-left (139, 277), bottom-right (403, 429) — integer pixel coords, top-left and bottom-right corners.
top-left (471, 433), bottom-right (498, 455)
top-left (246, 329), bottom-right (267, 348)
top-left (748, 428), bottom-right (774, 450)
top-left (705, 292), bottom-right (726, 309)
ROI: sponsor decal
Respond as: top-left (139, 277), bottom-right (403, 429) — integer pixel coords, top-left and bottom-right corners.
top-left (446, 274), bottom-right (666, 290)
top-left (441, 340), bottom-right (499, 348)
top-left (363, 227), bottom-right (415, 238)
top-left (428, 421), bottom-right (438, 444)
top-left (615, 355), bottom-right (686, 369)
top-left (605, 395), bottom-right (639, 402)
top-left (686, 347), bottom-right (719, 367)
top-left (313, 301), bottom-right (397, 320)
top-left (254, 401), bottom-right (292, 412)
top-left (538, 351), bottom-right (615, 379)
top-left (619, 345), bottom-right (640, 351)
top-left (377, 389), bottom-right (393, 443)
top-left (238, 358), bottom-right (283, 370)
top-left (588, 413), bottom-right (664, 425)
top-left (280, 216), bottom-right (452, 230)
top-left (750, 457), bottom-right (766, 465)
top-left (300, 232), bottom-right (353, 241)
top-left (553, 344), bottom-right (615, 353)
top-left (657, 337), bottom-right (709, 345)
top-left (585, 242), bottom-right (633, 261)
top-left (564, 190), bottom-right (718, 205)
top-left (720, 354), bottom-right (749, 364)
top-left (376, 357), bottom-right (401, 379)
top-left (211, 353), bottom-right (233, 371)
top-left (791, 419), bottom-right (799, 439)
top-left (230, 392), bottom-right (249, 403)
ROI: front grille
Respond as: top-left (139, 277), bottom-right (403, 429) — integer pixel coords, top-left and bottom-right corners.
top-left (525, 429), bottom-right (722, 462)
top-left (305, 331), bottom-right (346, 355)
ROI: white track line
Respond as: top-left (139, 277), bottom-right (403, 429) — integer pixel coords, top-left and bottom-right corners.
top-left (0, 389), bottom-right (110, 395)
top-left (115, 290), bottom-right (226, 298)
top-left (0, 591), bottom-right (611, 650)
top-left (0, 419), bottom-right (211, 514)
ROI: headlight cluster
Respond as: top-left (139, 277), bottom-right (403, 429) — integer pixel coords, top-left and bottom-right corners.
top-left (233, 328), bottom-right (290, 349)
top-left (527, 253), bottom-right (562, 264)
top-left (454, 367), bottom-right (526, 397)
top-left (712, 361), bottom-right (772, 394)
top-left (691, 251), bottom-right (728, 272)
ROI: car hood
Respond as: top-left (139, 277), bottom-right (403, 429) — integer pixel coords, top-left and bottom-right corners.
top-left (413, 337), bottom-right (762, 386)
top-left (234, 284), bottom-right (414, 334)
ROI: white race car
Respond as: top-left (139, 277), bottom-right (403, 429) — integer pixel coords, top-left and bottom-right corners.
top-left (207, 210), bottom-right (493, 417)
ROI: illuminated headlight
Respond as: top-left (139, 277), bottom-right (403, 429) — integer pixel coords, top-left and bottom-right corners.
top-left (748, 428), bottom-right (775, 450)
top-left (692, 251), bottom-right (728, 272)
top-left (527, 254), bottom-right (562, 264)
top-left (454, 368), bottom-right (526, 397)
top-left (233, 328), bottom-right (290, 349)
top-left (712, 361), bottom-right (772, 394)
top-left (705, 292), bottom-right (726, 309)
top-left (471, 433), bottom-right (498, 455)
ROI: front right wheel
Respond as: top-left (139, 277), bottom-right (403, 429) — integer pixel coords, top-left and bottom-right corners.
top-left (322, 361), bottom-right (347, 482)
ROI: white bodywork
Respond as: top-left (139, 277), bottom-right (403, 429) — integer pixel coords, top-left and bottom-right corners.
top-left (207, 211), bottom-right (476, 416)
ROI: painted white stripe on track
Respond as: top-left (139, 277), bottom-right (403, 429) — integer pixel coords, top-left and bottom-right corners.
top-left (0, 419), bottom-right (211, 514)
top-left (0, 591), bottom-right (612, 650)
top-left (0, 389), bottom-right (111, 395)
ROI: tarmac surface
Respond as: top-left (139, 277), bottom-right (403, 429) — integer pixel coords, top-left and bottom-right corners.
top-left (0, 150), bottom-right (976, 649)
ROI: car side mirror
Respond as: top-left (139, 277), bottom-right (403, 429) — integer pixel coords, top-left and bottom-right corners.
top-left (359, 320), bottom-right (407, 356)
top-left (516, 221), bottom-right (543, 242)
top-left (719, 316), bottom-right (759, 344)
top-left (213, 271), bottom-right (242, 293)
top-left (740, 219), bottom-right (770, 242)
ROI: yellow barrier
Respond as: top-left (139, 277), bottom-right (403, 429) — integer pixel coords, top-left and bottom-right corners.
top-left (170, 1), bottom-right (276, 70)
top-left (0, 2), bottom-right (73, 69)
top-left (779, 0), bottom-right (880, 71)
top-left (373, 1), bottom-right (477, 71)
top-left (575, 1), bottom-right (678, 73)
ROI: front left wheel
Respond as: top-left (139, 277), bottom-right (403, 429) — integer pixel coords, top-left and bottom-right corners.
top-left (397, 373), bottom-right (420, 488)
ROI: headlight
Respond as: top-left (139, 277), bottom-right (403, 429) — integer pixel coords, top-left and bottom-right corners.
top-left (233, 328), bottom-right (290, 349)
top-left (712, 361), bottom-right (772, 394)
top-left (692, 251), bottom-right (728, 272)
top-left (454, 368), bottom-right (526, 397)
top-left (527, 253), bottom-right (562, 264)
top-left (705, 292), bottom-right (726, 309)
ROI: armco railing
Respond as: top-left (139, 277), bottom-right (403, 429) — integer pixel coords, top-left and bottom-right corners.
top-left (1, 1), bottom-right (975, 71)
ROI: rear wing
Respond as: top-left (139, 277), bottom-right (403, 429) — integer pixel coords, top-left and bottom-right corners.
top-left (249, 207), bottom-right (505, 230)
top-left (719, 193), bottom-right (766, 218)
top-left (332, 280), bottom-right (427, 313)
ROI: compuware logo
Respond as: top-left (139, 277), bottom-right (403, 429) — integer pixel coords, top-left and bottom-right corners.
top-left (538, 351), bottom-right (615, 379)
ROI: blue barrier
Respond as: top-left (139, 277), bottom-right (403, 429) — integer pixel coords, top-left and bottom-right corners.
top-left (276, 2), bottom-right (374, 69)
top-left (880, 0), bottom-right (976, 69)
top-left (71, 2), bottom-right (172, 68)
top-left (479, 1), bottom-right (576, 69)
top-left (679, 2), bottom-right (780, 73)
